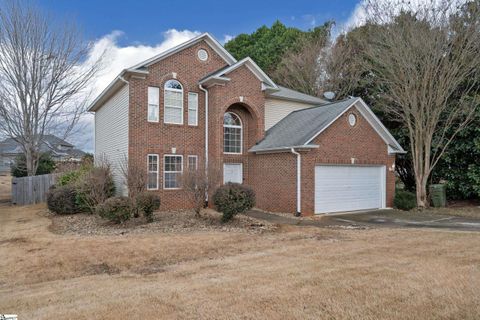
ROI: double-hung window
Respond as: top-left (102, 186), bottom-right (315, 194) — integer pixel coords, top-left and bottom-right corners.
top-left (147, 87), bottom-right (159, 122)
top-left (164, 80), bottom-right (183, 124)
top-left (188, 92), bottom-right (198, 126)
top-left (187, 155), bottom-right (198, 171)
top-left (147, 154), bottom-right (159, 190)
top-left (164, 155), bottom-right (183, 189)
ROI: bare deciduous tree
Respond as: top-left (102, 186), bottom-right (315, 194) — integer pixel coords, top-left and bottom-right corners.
top-left (272, 26), bottom-right (332, 96)
top-left (119, 154), bottom-right (147, 199)
top-left (357, 0), bottom-right (480, 207)
top-left (181, 163), bottom-right (221, 217)
top-left (0, 0), bottom-right (103, 176)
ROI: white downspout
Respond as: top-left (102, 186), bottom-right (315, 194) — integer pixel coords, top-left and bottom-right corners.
top-left (290, 148), bottom-right (301, 216)
top-left (199, 84), bottom-right (209, 203)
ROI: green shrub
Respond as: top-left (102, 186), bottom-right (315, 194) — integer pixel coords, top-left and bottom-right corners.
top-left (76, 166), bottom-right (116, 213)
top-left (11, 152), bottom-right (55, 177)
top-left (213, 183), bottom-right (256, 222)
top-left (96, 196), bottom-right (134, 224)
top-left (57, 170), bottom-right (82, 186)
top-left (47, 185), bottom-right (79, 214)
top-left (135, 192), bottom-right (161, 222)
top-left (394, 190), bottom-right (417, 211)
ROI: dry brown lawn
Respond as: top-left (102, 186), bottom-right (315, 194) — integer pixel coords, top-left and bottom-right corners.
top-left (0, 175), bottom-right (11, 202)
top-left (1, 204), bottom-right (480, 319)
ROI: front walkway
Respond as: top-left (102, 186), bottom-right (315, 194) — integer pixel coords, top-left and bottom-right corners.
top-left (245, 209), bottom-right (480, 232)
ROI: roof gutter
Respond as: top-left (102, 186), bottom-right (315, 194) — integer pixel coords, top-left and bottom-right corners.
top-left (249, 145), bottom-right (318, 154)
top-left (291, 148), bottom-right (302, 216)
top-left (199, 84), bottom-right (209, 204)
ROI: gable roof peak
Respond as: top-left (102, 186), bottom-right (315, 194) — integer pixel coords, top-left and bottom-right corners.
top-left (129, 32), bottom-right (237, 70)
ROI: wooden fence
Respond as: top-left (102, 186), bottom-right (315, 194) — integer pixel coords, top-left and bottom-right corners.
top-left (11, 173), bottom-right (58, 205)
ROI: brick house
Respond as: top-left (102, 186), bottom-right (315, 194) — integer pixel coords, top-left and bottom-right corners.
top-left (89, 33), bottom-right (405, 216)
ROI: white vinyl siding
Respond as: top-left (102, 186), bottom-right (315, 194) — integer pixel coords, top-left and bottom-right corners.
top-left (264, 98), bottom-right (316, 130)
top-left (148, 87), bottom-right (159, 122)
top-left (147, 154), bottom-right (159, 190)
top-left (188, 92), bottom-right (198, 126)
top-left (94, 84), bottom-right (129, 196)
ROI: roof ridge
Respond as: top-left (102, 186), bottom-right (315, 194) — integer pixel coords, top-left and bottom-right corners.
top-left (289, 97), bottom-right (358, 114)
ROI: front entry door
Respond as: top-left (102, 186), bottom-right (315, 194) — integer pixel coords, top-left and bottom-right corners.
top-left (223, 163), bottom-right (243, 184)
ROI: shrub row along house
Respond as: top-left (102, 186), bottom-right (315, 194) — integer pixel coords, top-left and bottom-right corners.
top-left (89, 33), bottom-right (405, 216)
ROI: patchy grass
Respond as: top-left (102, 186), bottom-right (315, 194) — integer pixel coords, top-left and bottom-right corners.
top-left (0, 204), bottom-right (479, 319)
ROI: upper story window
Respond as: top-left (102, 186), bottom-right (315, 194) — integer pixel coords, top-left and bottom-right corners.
top-left (188, 92), bottom-right (198, 126)
top-left (223, 112), bottom-right (242, 154)
top-left (148, 87), bottom-right (159, 122)
top-left (164, 80), bottom-right (183, 124)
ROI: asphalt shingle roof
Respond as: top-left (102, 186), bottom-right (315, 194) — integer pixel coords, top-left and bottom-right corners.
top-left (250, 98), bottom-right (358, 152)
top-left (0, 134), bottom-right (78, 156)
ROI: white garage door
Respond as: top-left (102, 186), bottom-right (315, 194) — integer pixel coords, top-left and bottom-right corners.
top-left (315, 165), bottom-right (386, 214)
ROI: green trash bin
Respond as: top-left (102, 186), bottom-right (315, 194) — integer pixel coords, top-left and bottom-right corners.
top-left (430, 184), bottom-right (446, 207)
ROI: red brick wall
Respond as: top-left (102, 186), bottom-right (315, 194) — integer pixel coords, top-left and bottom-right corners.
top-left (127, 40), bottom-right (395, 214)
top-left (252, 106), bottom-right (396, 216)
top-left (128, 40), bottom-right (228, 209)
top-left (300, 107), bottom-right (396, 215)
top-left (206, 65), bottom-right (265, 198)
top-left (250, 152), bottom-right (297, 213)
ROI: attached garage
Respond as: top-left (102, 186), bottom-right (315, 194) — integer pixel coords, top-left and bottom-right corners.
top-left (250, 97), bottom-right (405, 216)
top-left (314, 165), bottom-right (386, 214)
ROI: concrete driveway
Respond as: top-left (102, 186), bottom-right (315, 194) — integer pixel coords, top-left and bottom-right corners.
top-left (246, 209), bottom-right (480, 232)
top-left (322, 209), bottom-right (480, 231)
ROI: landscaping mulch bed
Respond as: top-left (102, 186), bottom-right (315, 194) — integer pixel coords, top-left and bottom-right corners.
top-left (47, 208), bottom-right (277, 236)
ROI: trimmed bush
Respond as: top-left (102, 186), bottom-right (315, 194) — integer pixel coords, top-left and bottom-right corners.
top-left (47, 185), bottom-right (79, 214)
top-left (213, 183), bottom-right (256, 222)
top-left (96, 197), bottom-right (134, 224)
top-left (394, 190), bottom-right (417, 211)
top-left (136, 192), bottom-right (161, 222)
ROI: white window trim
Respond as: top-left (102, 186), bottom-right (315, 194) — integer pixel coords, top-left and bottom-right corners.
top-left (164, 80), bottom-right (184, 125)
top-left (147, 154), bottom-right (159, 190)
top-left (163, 154), bottom-right (183, 190)
top-left (223, 163), bottom-right (243, 184)
top-left (223, 112), bottom-right (243, 154)
top-left (187, 155), bottom-right (198, 170)
top-left (188, 92), bottom-right (198, 126)
top-left (147, 87), bottom-right (159, 123)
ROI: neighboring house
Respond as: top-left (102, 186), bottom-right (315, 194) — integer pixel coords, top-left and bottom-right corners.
top-left (89, 33), bottom-right (405, 216)
top-left (0, 135), bottom-right (86, 174)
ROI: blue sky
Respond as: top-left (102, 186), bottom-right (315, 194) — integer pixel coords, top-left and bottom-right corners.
top-left (37, 0), bottom-right (359, 46)
top-left (33, 0), bottom-right (362, 152)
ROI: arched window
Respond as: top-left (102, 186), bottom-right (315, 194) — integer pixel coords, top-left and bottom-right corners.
top-left (223, 112), bottom-right (242, 154)
top-left (164, 79), bottom-right (183, 124)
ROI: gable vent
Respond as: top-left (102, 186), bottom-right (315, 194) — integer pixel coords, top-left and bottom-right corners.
top-left (197, 49), bottom-right (208, 61)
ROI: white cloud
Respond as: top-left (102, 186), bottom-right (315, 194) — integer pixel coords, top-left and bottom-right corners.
top-left (90, 29), bottom-right (201, 98)
top-left (73, 29), bottom-right (201, 152)
top-left (222, 34), bottom-right (234, 44)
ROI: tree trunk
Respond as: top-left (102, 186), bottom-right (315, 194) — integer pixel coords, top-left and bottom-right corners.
top-left (415, 174), bottom-right (429, 208)
top-left (25, 147), bottom-right (38, 176)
